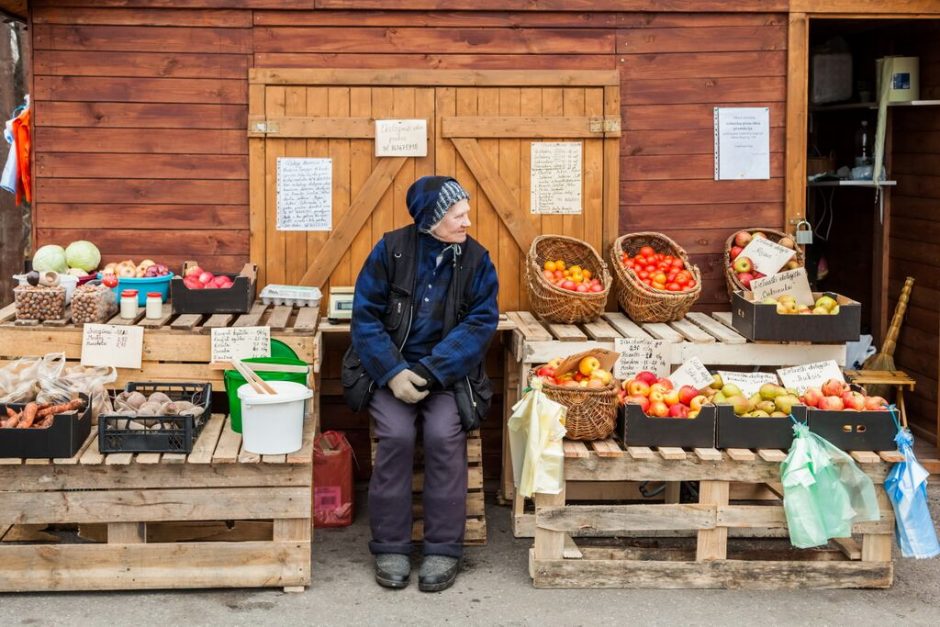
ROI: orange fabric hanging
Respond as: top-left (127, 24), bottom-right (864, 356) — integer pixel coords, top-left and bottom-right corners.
top-left (12, 108), bottom-right (30, 204)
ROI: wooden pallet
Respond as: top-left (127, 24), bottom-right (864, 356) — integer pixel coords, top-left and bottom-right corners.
top-left (371, 428), bottom-right (486, 546)
top-left (0, 301), bottom-right (319, 391)
top-left (529, 441), bottom-right (899, 590)
top-left (0, 413), bottom-right (315, 592)
top-left (500, 310), bottom-right (849, 508)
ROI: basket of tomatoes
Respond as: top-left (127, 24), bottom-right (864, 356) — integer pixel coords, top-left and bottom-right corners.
top-left (610, 232), bottom-right (702, 322)
top-left (526, 235), bottom-right (611, 323)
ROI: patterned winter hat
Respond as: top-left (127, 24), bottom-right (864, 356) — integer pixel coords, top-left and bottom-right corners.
top-left (406, 176), bottom-right (470, 233)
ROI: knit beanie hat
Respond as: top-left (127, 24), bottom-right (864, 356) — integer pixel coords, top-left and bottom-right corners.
top-left (406, 176), bottom-right (470, 234)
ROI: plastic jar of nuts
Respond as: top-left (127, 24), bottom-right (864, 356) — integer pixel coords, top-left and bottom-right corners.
top-left (14, 285), bottom-right (67, 322)
top-left (72, 283), bottom-right (118, 324)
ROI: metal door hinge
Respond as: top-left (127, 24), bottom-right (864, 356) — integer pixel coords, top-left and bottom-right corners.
top-left (251, 120), bottom-right (279, 134)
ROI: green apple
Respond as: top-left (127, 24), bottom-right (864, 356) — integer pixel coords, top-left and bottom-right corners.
top-left (830, 304), bottom-right (840, 315)
top-left (814, 295), bottom-right (838, 312)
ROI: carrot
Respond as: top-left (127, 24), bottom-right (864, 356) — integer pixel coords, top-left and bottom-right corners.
top-left (1, 406), bottom-right (22, 428)
top-left (33, 414), bottom-right (54, 429)
top-left (17, 402), bottom-right (39, 429)
top-left (37, 398), bottom-right (85, 417)
top-left (5, 407), bottom-right (17, 419)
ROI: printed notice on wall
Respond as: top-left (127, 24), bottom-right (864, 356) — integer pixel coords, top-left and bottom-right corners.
top-left (81, 324), bottom-right (144, 369)
top-left (750, 268), bottom-right (814, 307)
top-left (716, 371), bottom-right (780, 398)
top-left (777, 360), bottom-right (844, 394)
top-left (375, 119), bottom-right (427, 157)
top-left (714, 107), bottom-right (770, 180)
top-left (613, 338), bottom-right (670, 380)
top-left (276, 157), bottom-right (332, 231)
top-left (530, 142), bottom-right (582, 214)
top-left (739, 237), bottom-right (796, 276)
top-left (211, 327), bottom-right (271, 363)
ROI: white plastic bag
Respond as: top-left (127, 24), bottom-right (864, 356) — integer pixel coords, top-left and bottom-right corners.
top-left (508, 379), bottom-right (567, 498)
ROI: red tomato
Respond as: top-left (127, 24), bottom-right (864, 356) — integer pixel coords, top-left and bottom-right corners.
top-left (638, 270), bottom-right (649, 280)
top-left (590, 283), bottom-right (604, 292)
top-left (652, 272), bottom-right (667, 284)
top-left (102, 274), bottom-right (119, 288)
top-left (634, 255), bottom-right (646, 266)
top-left (639, 245), bottom-right (655, 257)
top-left (666, 282), bottom-right (681, 291)
top-left (686, 280), bottom-right (697, 289)
top-left (671, 258), bottom-right (684, 269)
top-left (644, 264), bottom-right (656, 273)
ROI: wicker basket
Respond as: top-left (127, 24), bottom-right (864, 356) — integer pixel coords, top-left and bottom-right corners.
top-left (609, 232), bottom-right (702, 323)
top-left (535, 374), bottom-right (619, 441)
top-left (724, 228), bottom-right (805, 299)
top-left (526, 235), bottom-right (611, 324)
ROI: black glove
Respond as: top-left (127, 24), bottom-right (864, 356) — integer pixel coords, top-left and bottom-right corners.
top-left (411, 363), bottom-right (439, 392)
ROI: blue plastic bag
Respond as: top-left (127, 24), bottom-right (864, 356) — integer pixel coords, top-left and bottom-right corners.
top-left (884, 409), bottom-right (940, 559)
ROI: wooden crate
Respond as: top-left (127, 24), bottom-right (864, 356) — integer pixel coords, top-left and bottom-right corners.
top-left (371, 428), bottom-right (486, 546)
top-left (0, 412), bottom-right (316, 592)
top-left (0, 301), bottom-right (319, 391)
top-left (501, 310), bottom-right (850, 534)
top-left (529, 441), bottom-right (901, 589)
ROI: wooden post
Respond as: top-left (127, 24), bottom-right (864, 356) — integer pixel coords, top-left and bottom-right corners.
top-left (696, 480), bottom-right (729, 561)
top-left (862, 486), bottom-right (893, 564)
top-left (534, 487), bottom-right (567, 561)
top-left (784, 13), bottom-right (809, 233)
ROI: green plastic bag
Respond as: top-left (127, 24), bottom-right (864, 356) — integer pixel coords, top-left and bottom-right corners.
top-left (781, 422), bottom-right (881, 549)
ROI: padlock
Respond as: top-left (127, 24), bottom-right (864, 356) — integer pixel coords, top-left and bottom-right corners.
top-left (795, 220), bottom-right (813, 245)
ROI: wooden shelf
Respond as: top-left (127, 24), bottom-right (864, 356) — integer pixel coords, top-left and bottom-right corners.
top-left (807, 179), bottom-right (897, 188)
top-left (811, 100), bottom-right (940, 112)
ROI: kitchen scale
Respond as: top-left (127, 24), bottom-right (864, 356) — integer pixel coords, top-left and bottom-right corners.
top-left (328, 286), bottom-right (355, 323)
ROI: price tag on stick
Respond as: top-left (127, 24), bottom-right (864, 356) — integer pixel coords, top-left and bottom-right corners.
top-left (738, 237), bottom-right (795, 275)
top-left (614, 338), bottom-right (670, 380)
top-left (81, 324), bottom-right (144, 369)
top-left (670, 357), bottom-right (713, 391)
top-left (211, 327), bottom-right (271, 363)
top-left (777, 360), bottom-right (844, 394)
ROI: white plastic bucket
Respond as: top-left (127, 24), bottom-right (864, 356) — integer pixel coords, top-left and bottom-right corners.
top-left (237, 380), bottom-right (312, 454)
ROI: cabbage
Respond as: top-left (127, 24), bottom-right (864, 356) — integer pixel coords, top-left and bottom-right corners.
top-left (65, 240), bottom-right (101, 272)
top-left (33, 245), bottom-right (68, 273)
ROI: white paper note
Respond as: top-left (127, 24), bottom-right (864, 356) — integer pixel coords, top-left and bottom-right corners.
top-left (276, 157), bottom-right (332, 231)
top-left (375, 119), bottom-right (428, 157)
top-left (714, 107), bottom-right (770, 180)
top-left (613, 337), bottom-right (670, 380)
top-left (81, 324), bottom-right (144, 369)
top-left (777, 360), bottom-right (844, 394)
top-left (750, 268), bottom-right (815, 307)
top-left (530, 142), bottom-right (582, 214)
top-left (716, 371), bottom-right (780, 398)
top-left (211, 327), bottom-right (271, 363)
top-left (738, 237), bottom-right (796, 275)
top-left (669, 357), bottom-right (713, 391)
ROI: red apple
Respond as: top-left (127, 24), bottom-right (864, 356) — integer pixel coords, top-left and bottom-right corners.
top-left (802, 387), bottom-right (823, 408)
top-left (668, 403), bottom-right (690, 418)
top-left (626, 395), bottom-right (651, 413)
top-left (734, 231), bottom-right (753, 248)
top-left (211, 275), bottom-right (232, 288)
top-left (732, 256), bottom-right (753, 274)
top-left (635, 371), bottom-right (658, 385)
top-left (737, 272), bottom-right (754, 288)
top-left (821, 378), bottom-right (846, 397)
top-left (648, 401), bottom-right (669, 418)
top-left (656, 378), bottom-right (674, 391)
top-left (664, 388), bottom-right (681, 406)
top-left (864, 396), bottom-right (888, 410)
top-left (841, 390), bottom-right (866, 411)
top-left (536, 365), bottom-right (556, 378)
top-left (184, 265), bottom-right (203, 278)
top-left (730, 246), bottom-right (743, 261)
top-left (677, 385), bottom-right (699, 406)
top-left (183, 276), bottom-right (203, 290)
top-left (819, 395), bottom-right (845, 411)
top-left (626, 379), bottom-right (651, 397)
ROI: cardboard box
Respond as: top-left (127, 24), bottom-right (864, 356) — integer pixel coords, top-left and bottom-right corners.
top-left (619, 403), bottom-right (716, 449)
top-left (0, 394), bottom-right (91, 459)
top-left (715, 404), bottom-right (795, 450)
top-left (171, 262), bottom-right (257, 314)
top-left (796, 405), bottom-right (897, 451)
top-left (731, 290), bottom-right (861, 343)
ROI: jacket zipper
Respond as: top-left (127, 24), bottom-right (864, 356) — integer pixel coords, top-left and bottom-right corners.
top-left (466, 375), bottom-right (477, 410)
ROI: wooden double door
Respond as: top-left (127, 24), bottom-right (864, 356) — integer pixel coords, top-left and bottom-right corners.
top-left (248, 69), bottom-right (620, 313)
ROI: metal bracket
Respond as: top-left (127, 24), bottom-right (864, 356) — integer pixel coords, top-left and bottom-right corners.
top-left (251, 120), bottom-right (279, 134)
top-left (603, 117), bottom-right (621, 133)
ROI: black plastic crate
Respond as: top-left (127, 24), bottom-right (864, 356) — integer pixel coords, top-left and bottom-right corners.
top-left (793, 405), bottom-right (897, 452)
top-left (619, 403), bottom-right (717, 449)
top-left (170, 262), bottom-right (257, 315)
top-left (715, 404), bottom-right (796, 450)
top-left (0, 393), bottom-right (92, 459)
top-left (98, 382), bottom-right (212, 454)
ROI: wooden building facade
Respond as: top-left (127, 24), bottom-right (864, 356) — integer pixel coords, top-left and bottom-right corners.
top-left (2, 1), bottom-right (940, 448)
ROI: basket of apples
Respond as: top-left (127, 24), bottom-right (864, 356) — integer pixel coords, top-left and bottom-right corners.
top-left (531, 350), bottom-right (619, 441)
top-left (617, 371), bottom-right (716, 448)
top-left (170, 261), bottom-right (257, 314)
top-left (526, 235), bottom-right (611, 324)
top-left (724, 229), bottom-right (805, 297)
top-left (610, 232), bottom-right (702, 322)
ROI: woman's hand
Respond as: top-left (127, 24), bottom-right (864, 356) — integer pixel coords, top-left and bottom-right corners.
top-left (387, 369), bottom-right (429, 404)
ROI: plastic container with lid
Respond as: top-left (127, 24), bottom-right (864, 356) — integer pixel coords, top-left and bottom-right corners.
top-left (145, 292), bottom-right (163, 319)
top-left (72, 283), bottom-right (117, 324)
top-left (120, 289), bottom-right (139, 319)
top-left (237, 380), bottom-right (312, 454)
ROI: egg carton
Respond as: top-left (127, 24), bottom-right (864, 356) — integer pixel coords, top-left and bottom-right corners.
top-left (259, 284), bottom-right (322, 308)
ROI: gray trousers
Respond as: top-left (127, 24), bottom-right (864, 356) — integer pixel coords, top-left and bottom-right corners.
top-left (368, 388), bottom-right (467, 558)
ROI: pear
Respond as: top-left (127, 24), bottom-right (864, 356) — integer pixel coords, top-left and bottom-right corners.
top-left (814, 295), bottom-right (838, 312)
top-left (748, 393), bottom-right (762, 411)
top-left (756, 400), bottom-right (777, 415)
top-left (721, 383), bottom-right (743, 398)
top-left (751, 410), bottom-right (771, 418)
top-left (774, 394), bottom-right (800, 415)
top-left (710, 374), bottom-right (724, 390)
top-left (771, 411), bottom-right (788, 418)
top-left (713, 392), bottom-right (727, 404)
top-left (759, 382), bottom-right (780, 400)
top-left (729, 394), bottom-right (750, 416)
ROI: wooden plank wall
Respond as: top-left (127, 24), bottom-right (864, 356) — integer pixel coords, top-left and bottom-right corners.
top-left (28, 2), bottom-right (790, 477)
top-left (889, 24), bottom-right (940, 444)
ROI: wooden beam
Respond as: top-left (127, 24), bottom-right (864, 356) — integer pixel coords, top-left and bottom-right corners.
top-left (790, 0), bottom-right (940, 14)
top-left (250, 68), bottom-right (621, 87)
top-left (452, 138), bottom-right (540, 255)
top-left (248, 116), bottom-right (375, 138)
top-left (299, 157), bottom-right (406, 287)
top-left (443, 116), bottom-right (607, 138)
top-left (784, 13), bottom-right (809, 232)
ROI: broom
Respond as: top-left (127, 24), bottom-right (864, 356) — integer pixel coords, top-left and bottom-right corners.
top-left (862, 276), bottom-right (914, 398)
